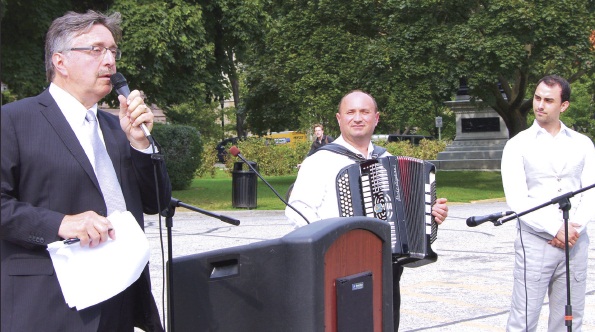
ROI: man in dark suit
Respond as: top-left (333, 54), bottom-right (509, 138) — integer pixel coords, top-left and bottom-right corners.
top-left (1, 10), bottom-right (171, 331)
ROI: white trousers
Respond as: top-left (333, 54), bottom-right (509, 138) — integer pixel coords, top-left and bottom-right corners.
top-left (506, 228), bottom-right (589, 332)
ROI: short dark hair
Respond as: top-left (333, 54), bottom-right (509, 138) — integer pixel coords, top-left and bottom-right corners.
top-left (45, 10), bottom-right (122, 82)
top-left (537, 75), bottom-right (571, 103)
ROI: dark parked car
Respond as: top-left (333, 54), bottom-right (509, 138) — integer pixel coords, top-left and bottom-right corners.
top-left (215, 137), bottom-right (240, 162)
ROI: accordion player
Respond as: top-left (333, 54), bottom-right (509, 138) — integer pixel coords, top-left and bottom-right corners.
top-left (336, 156), bottom-right (438, 267)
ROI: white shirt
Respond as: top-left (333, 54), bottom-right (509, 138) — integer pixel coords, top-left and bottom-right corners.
top-left (285, 135), bottom-right (390, 228)
top-left (501, 120), bottom-right (595, 237)
top-left (49, 83), bottom-right (154, 160)
top-left (49, 83), bottom-right (103, 173)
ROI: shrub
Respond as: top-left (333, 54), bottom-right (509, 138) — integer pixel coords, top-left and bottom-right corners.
top-left (219, 138), bottom-right (446, 176)
top-left (152, 124), bottom-right (203, 190)
top-left (196, 139), bottom-right (219, 178)
top-left (224, 138), bottom-right (311, 176)
top-left (376, 139), bottom-right (448, 160)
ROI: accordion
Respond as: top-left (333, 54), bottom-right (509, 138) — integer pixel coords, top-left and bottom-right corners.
top-left (336, 156), bottom-right (438, 267)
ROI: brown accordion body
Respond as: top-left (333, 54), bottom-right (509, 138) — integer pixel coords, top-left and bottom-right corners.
top-left (336, 156), bottom-right (438, 267)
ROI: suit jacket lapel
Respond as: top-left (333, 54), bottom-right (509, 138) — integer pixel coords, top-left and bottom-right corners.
top-left (37, 90), bottom-right (102, 191)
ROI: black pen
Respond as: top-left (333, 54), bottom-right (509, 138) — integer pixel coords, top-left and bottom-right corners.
top-left (63, 238), bottom-right (80, 245)
top-left (63, 228), bottom-right (113, 245)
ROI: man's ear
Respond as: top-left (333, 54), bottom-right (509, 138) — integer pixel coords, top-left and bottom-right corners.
top-left (560, 100), bottom-right (570, 113)
top-left (52, 53), bottom-right (69, 77)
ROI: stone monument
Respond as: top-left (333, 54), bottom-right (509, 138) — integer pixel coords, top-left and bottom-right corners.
top-left (431, 82), bottom-right (508, 171)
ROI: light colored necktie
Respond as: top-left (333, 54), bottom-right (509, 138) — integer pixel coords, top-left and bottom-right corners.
top-left (86, 110), bottom-right (127, 215)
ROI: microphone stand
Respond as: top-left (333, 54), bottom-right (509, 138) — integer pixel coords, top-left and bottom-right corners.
top-left (496, 183), bottom-right (595, 332)
top-left (495, 183), bottom-right (595, 226)
top-left (161, 197), bottom-right (240, 331)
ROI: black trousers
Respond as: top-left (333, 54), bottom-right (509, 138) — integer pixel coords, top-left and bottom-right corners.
top-left (392, 263), bottom-right (405, 331)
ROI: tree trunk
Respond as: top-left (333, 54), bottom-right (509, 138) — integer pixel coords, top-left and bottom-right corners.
top-left (231, 78), bottom-right (244, 137)
top-left (493, 102), bottom-right (529, 139)
top-left (484, 76), bottom-right (532, 139)
top-left (224, 48), bottom-right (245, 138)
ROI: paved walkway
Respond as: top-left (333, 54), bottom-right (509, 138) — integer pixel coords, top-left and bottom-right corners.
top-left (142, 201), bottom-right (595, 331)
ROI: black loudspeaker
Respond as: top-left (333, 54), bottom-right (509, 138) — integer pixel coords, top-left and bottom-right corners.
top-left (167, 216), bottom-right (394, 332)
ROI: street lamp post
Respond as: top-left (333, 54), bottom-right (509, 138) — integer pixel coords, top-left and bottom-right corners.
top-left (220, 97), bottom-right (225, 141)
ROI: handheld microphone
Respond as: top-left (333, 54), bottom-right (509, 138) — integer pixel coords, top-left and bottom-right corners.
top-left (109, 73), bottom-right (154, 145)
top-left (229, 146), bottom-right (310, 224)
top-left (466, 211), bottom-right (515, 227)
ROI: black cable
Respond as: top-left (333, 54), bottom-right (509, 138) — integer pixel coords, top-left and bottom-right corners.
top-left (147, 141), bottom-right (166, 330)
top-left (240, 158), bottom-right (310, 225)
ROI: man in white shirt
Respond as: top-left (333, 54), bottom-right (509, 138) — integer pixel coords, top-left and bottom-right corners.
top-left (286, 90), bottom-right (449, 330)
top-left (501, 75), bottom-right (595, 331)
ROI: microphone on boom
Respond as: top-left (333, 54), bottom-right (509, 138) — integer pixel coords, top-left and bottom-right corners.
top-left (229, 146), bottom-right (310, 224)
top-left (466, 211), bottom-right (515, 227)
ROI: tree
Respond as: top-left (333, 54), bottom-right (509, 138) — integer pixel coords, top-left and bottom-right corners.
top-left (243, 0), bottom-right (595, 139)
top-left (1, 0), bottom-right (270, 141)
top-left (197, 0), bottom-right (270, 138)
top-left (1, 0), bottom-right (212, 110)
top-left (243, 0), bottom-right (460, 138)
top-left (393, 0), bottom-right (595, 138)
top-left (109, 0), bottom-right (212, 110)
top-left (1, 0), bottom-right (114, 101)
top-left (562, 74), bottom-right (595, 140)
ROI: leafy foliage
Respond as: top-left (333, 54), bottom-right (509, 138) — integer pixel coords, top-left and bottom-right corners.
top-left (243, 0), bottom-right (461, 137)
top-left (377, 139), bottom-right (449, 161)
top-left (195, 139), bottom-right (220, 178)
top-left (152, 124), bottom-right (203, 190)
top-left (1, 0), bottom-right (117, 101)
top-left (243, 0), bottom-right (595, 138)
top-left (222, 137), bottom-right (447, 176)
top-left (108, 0), bottom-right (212, 110)
top-left (418, 0), bottom-right (595, 137)
top-left (223, 137), bottom-right (308, 176)
top-left (165, 101), bottom-right (221, 139)
top-left (3, 0), bottom-right (593, 143)
top-left (198, 0), bottom-right (271, 137)
top-left (562, 75), bottom-right (595, 140)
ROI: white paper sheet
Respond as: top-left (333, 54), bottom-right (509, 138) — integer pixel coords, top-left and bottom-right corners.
top-left (47, 211), bottom-right (150, 310)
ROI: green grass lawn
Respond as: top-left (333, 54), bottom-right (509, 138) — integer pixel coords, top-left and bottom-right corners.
top-left (435, 171), bottom-right (505, 203)
top-left (171, 169), bottom-right (504, 211)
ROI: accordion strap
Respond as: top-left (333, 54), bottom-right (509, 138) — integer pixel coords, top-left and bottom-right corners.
top-left (314, 143), bottom-right (387, 161)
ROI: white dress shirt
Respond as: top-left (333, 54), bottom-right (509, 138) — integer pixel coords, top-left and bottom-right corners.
top-left (285, 135), bottom-right (390, 228)
top-left (49, 83), bottom-right (154, 157)
top-left (49, 83), bottom-right (103, 173)
top-left (501, 120), bottom-right (595, 237)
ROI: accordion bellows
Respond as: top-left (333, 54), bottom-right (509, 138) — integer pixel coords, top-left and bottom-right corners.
top-left (336, 156), bottom-right (438, 267)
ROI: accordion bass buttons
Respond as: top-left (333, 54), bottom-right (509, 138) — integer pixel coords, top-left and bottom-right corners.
top-left (338, 172), bottom-right (355, 217)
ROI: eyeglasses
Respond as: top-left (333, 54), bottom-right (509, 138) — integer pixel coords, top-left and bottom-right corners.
top-left (69, 46), bottom-right (122, 60)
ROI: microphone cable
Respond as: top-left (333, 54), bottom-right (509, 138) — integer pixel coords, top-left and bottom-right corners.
top-left (110, 74), bottom-right (167, 329)
top-left (144, 137), bottom-right (167, 330)
top-left (149, 141), bottom-right (167, 331)
top-left (230, 146), bottom-right (310, 225)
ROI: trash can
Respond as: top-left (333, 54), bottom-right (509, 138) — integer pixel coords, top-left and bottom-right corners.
top-left (232, 161), bottom-right (258, 208)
